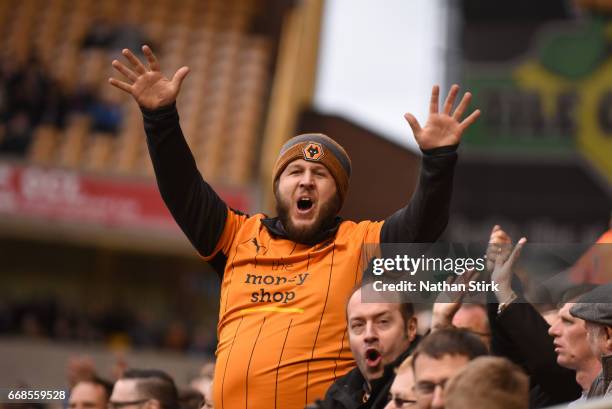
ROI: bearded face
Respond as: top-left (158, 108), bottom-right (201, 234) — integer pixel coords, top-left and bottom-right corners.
top-left (274, 160), bottom-right (340, 244)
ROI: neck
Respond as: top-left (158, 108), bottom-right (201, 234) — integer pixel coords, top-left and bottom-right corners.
top-left (575, 359), bottom-right (603, 391)
top-left (362, 378), bottom-right (372, 403)
top-left (602, 353), bottom-right (612, 388)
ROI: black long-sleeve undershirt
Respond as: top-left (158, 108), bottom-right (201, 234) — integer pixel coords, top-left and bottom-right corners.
top-left (142, 104), bottom-right (228, 257)
top-left (380, 144), bottom-right (457, 243)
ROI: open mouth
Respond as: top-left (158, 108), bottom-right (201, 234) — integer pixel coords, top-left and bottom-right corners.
top-left (296, 197), bottom-right (314, 212)
top-left (365, 348), bottom-right (382, 367)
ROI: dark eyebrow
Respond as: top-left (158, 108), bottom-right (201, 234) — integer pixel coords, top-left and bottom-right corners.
top-left (349, 311), bottom-right (392, 323)
top-left (374, 311), bottom-right (393, 319)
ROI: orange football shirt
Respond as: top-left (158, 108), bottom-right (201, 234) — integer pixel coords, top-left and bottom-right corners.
top-left (203, 209), bottom-right (383, 409)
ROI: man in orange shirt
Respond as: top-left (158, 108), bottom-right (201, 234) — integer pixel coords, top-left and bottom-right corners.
top-left (109, 45), bottom-right (480, 409)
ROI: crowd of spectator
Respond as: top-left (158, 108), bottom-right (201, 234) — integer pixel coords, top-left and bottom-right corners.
top-left (0, 298), bottom-right (216, 355)
top-left (2, 224), bottom-right (612, 409)
top-left (0, 20), bottom-right (144, 157)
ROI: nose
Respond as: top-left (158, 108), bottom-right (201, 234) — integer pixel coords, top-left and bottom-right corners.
top-left (298, 170), bottom-right (315, 188)
top-left (431, 385), bottom-right (445, 409)
top-left (364, 321), bottom-right (378, 343)
top-left (548, 319), bottom-right (561, 337)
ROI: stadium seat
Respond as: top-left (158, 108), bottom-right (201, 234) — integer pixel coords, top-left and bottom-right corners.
top-left (0, 0), bottom-right (273, 187)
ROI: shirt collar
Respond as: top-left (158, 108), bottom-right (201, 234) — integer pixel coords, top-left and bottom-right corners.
top-left (260, 216), bottom-right (343, 245)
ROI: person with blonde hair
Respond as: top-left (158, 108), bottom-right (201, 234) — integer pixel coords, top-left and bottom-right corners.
top-left (444, 356), bottom-right (528, 409)
top-left (384, 356), bottom-right (417, 409)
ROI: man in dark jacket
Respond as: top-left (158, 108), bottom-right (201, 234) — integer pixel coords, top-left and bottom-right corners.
top-left (311, 286), bottom-right (420, 409)
top-left (570, 283), bottom-right (612, 399)
top-left (487, 225), bottom-right (583, 407)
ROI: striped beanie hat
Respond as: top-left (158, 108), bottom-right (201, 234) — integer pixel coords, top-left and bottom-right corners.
top-left (272, 133), bottom-right (352, 206)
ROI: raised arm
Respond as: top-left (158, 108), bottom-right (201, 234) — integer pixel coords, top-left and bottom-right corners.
top-left (488, 226), bottom-right (581, 405)
top-left (109, 46), bottom-right (229, 259)
top-left (381, 85), bottom-right (480, 243)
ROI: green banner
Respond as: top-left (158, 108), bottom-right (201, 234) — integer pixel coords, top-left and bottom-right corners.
top-left (464, 19), bottom-right (612, 182)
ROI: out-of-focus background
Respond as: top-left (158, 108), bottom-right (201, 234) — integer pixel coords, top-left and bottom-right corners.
top-left (0, 0), bottom-right (610, 391)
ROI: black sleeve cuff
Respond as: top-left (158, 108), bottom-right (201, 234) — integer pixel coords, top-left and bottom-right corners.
top-left (140, 103), bottom-right (178, 121)
top-left (420, 144), bottom-right (459, 156)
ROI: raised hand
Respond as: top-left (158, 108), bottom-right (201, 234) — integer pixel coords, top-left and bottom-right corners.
top-left (487, 225), bottom-right (527, 303)
top-left (108, 45), bottom-right (190, 110)
top-left (431, 269), bottom-right (479, 331)
top-left (404, 84), bottom-right (480, 150)
top-left (486, 225), bottom-right (512, 273)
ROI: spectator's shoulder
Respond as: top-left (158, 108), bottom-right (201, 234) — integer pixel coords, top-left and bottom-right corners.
top-left (336, 219), bottom-right (384, 244)
top-left (322, 365), bottom-right (364, 405)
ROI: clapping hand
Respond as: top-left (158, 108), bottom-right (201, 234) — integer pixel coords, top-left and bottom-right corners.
top-left (431, 269), bottom-right (480, 331)
top-left (486, 225), bottom-right (527, 303)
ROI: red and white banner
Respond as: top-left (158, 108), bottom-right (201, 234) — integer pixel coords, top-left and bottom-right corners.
top-left (0, 163), bottom-right (253, 235)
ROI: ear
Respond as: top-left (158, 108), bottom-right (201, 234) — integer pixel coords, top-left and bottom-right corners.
top-left (605, 326), bottom-right (612, 349)
top-left (146, 400), bottom-right (161, 409)
top-left (407, 316), bottom-right (418, 342)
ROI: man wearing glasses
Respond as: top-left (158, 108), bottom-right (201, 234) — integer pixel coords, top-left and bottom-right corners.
top-left (108, 369), bottom-right (180, 409)
top-left (411, 329), bottom-right (487, 409)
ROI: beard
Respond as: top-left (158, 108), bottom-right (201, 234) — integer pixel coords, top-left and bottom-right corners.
top-left (275, 190), bottom-right (340, 245)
